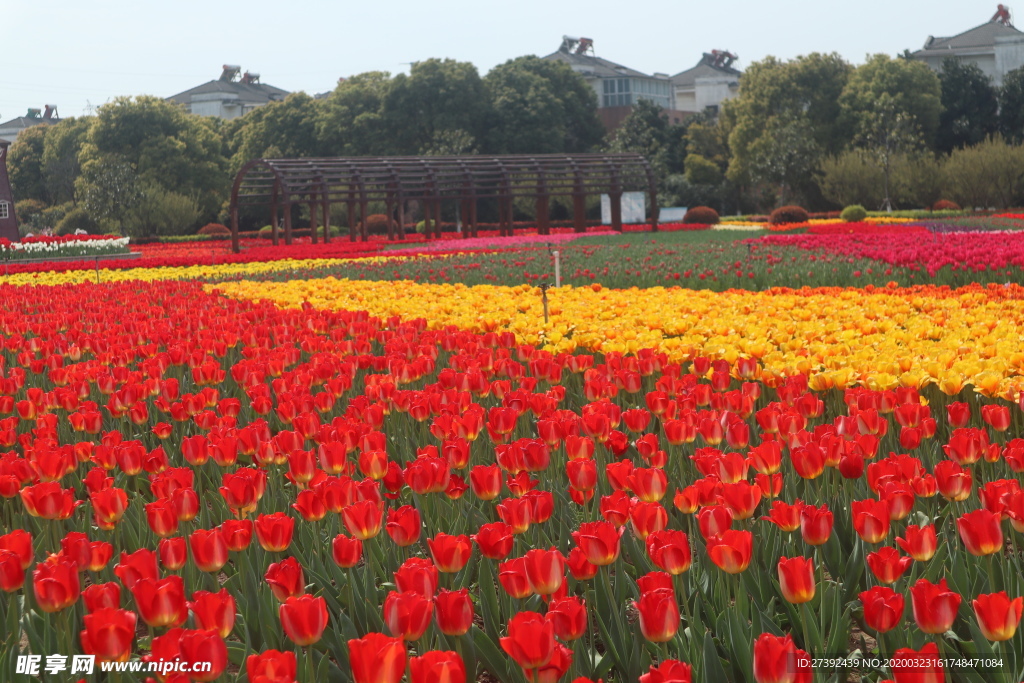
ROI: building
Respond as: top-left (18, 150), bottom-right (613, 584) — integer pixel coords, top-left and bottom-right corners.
top-left (0, 140), bottom-right (18, 241)
top-left (543, 37), bottom-right (687, 129)
top-left (0, 105), bottom-right (60, 144)
top-left (911, 5), bottom-right (1024, 87)
top-left (671, 51), bottom-right (741, 115)
top-left (167, 66), bottom-right (289, 119)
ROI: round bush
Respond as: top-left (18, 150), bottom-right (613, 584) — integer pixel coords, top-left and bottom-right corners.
top-left (360, 214), bottom-right (394, 235)
top-left (681, 206), bottom-right (720, 225)
top-left (258, 225), bottom-right (274, 236)
top-left (840, 205), bottom-right (867, 222)
top-left (55, 208), bottom-right (100, 236)
top-left (198, 223), bottom-right (231, 236)
top-left (932, 199), bottom-right (961, 211)
top-left (769, 206), bottom-right (809, 225)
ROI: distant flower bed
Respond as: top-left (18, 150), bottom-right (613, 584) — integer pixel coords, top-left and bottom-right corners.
top-left (0, 235), bottom-right (131, 261)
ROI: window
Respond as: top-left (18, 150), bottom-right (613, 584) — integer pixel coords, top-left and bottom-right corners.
top-left (0, 202), bottom-right (8, 219)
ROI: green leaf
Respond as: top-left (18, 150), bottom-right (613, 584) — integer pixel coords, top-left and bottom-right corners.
top-left (701, 630), bottom-right (729, 683)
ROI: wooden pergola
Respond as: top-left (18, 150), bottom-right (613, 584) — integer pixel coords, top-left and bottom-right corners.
top-left (228, 154), bottom-right (658, 252)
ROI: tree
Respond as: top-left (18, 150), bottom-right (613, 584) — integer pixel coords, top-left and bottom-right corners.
top-left (77, 154), bottom-right (143, 229)
top-left (854, 94), bottom-right (925, 210)
top-left (8, 125), bottom-right (50, 203)
top-left (726, 53), bottom-right (853, 187)
top-left (999, 66), bottom-right (1024, 143)
top-left (746, 113), bottom-right (820, 205)
top-left (41, 117), bottom-right (91, 205)
top-left (482, 56), bottom-right (604, 154)
top-left (126, 184), bottom-right (202, 237)
top-left (942, 136), bottom-right (1024, 209)
top-left (226, 93), bottom-right (322, 172)
top-left (82, 96), bottom-right (227, 220)
top-left (382, 59), bottom-right (490, 155)
top-left (936, 58), bottom-right (998, 153)
top-left (606, 99), bottom-right (670, 174)
top-left (838, 54), bottom-right (943, 148)
top-left (316, 72), bottom-right (393, 156)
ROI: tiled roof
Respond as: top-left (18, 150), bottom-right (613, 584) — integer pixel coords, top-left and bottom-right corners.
top-left (167, 79), bottom-right (289, 106)
top-left (542, 50), bottom-right (651, 79)
top-left (671, 60), bottom-right (741, 88)
top-left (914, 21), bottom-right (1024, 56)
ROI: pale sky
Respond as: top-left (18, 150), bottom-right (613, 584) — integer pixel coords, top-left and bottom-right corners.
top-left (1, 0), bottom-right (1006, 121)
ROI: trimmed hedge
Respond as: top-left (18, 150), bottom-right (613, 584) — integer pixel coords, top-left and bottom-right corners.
top-left (681, 206), bottom-right (720, 225)
top-left (769, 206), bottom-right (809, 225)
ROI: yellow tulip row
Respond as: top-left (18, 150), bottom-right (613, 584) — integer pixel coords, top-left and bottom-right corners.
top-left (210, 277), bottom-right (1024, 401)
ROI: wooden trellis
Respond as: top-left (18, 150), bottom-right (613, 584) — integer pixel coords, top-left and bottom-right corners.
top-left (228, 154), bottom-right (659, 253)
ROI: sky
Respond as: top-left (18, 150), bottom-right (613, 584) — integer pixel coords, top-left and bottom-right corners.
top-left (0, 0), bottom-right (1006, 121)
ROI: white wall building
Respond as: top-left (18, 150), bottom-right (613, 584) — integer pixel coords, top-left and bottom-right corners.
top-left (167, 66), bottom-right (289, 120)
top-left (911, 10), bottom-right (1024, 87)
top-left (671, 52), bottom-right (741, 115)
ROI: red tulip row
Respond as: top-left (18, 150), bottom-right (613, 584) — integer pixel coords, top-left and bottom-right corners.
top-left (0, 279), bottom-right (1023, 683)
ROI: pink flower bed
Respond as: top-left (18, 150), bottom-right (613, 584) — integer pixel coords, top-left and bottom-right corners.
top-left (388, 231), bottom-right (618, 252)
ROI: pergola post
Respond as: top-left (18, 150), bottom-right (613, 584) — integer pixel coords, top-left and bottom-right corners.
top-left (610, 193), bottom-right (623, 232)
top-left (283, 201), bottom-right (293, 245)
top-left (536, 196), bottom-right (550, 236)
top-left (309, 195), bottom-right (318, 245)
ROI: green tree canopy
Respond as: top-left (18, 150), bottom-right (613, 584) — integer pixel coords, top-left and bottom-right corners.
top-left (382, 59), bottom-right (490, 155)
top-left (999, 66), bottom-right (1024, 143)
top-left (41, 117), bottom-right (90, 205)
top-left (936, 58), bottom-right (998, 153)
top-left (482, 56), bottom-right (604, 154)
top-left (316, 72), bottom-right (393, 156)
top-left (8, 125), bottom-right (50, 203)
top-left (81, 96), bottom-right (227, 219)
top-left (838, 54), bottom-right (943, 147)
top-left (226, 93), bottom-right (322, 172)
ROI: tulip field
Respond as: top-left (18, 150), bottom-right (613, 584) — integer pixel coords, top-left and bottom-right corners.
top-left (2, 220), bottom-right (1024, 683)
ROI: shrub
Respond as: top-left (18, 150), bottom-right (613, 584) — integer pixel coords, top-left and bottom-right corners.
top-left (55, 208), bottom-right (100, 236)
top-left (840, 205), bottom-right (868, 222)
top-left (769, 205), bottom-right (809, 225)
top-left (932, 199), bottom-right (961, 211)
top-left (681, 206), bottom-right (720, 225)
top-left (359, 214), bottom-right (394, 235)
top-left (258, 225), bottom-right (274, 236)
top-left (198, 223), bottom-right (231, 236)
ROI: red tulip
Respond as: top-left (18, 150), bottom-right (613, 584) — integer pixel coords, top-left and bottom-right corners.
top-left (499, 557), bottom-right (534, 599)
top-left (90, 487), bottom-right (129, 530)
top-left (385, 505), bottom-right (422, 547)
top-left (427, 533), bottom-right (472, 573)
top-left (640, 659), bottom-right (693, 683)
top-left (777, 556), bottom-right (815, 604)
top-left (113, 548), bottom-right (159, 590)
top-left (178, 628), bottom-right (229, 682)
top-left (933, 460), bottom-right (972, 501)
top-left (220, 519), bottom-right (253, 551)
top-left (0, 550), bottom-right (25, 592)
top-left (981, 404), bottom-right (1011, 432)
top-left (280, 594), bottom-right (328, 646)
top-left (0, 530), bottom-right (34, 569)
top-left (332, 534), bottom-right (363, 568)
top-left (80, 607), bottom-right (136, 663)
top-left (761, 500), bottom-right (803, 532)
top-left (799, 504), bottom-right (832, 546)
top-left (131, 575), bottom-right (188, 627)
top-left (394, 557), bottom-right (439, 599)
top-left (20, 482), bottom-right (79, 519)
top-left (189, 527), bottom-right (228, 573)
top-left (32, 558), bottom-right (80, 613)
top-left (566, 459), bottom-right (598, 492)
top-left (720, 481), bottom-right (762, 520)
top-left (384, 589), bottom-right (433, 641)
top-left (566, 547), bottom-right (598, 581)
top-left (500, 611), bottom-right (556, 670)
top-left (435, 588), bottom-right (474, 636)
top-left (706, 530), bottom-right (753, 574)
top-left (410, 651), bottom-right (467, 683)
top-left (634, 588), bottom-right (679, 642)
top-left (956, 508), bottom-right (1003, 556)
top-left (972, 591), bottom-right (1023, 641)
top-left (469, 465), bottom-right (503, 500)
top-left (255, 512), bottom-right (295, 551)
top-left (472, 522), bottom-right (515, 560)
top-left (946, 402), bottom-right (970, 428)
top-left (752, 632), bottom-right (800, 683)
top-left (572, 521), bottom-right (622, 566)
top-left (348, 632), bottom-right (406, 683)
top-left (896, 524), bottom-right (937, 562)
top-left (265, 557), bottom-right (306, 602)
top-left (910, 578), bottom-right (961, 634)
top-left (866, 547), bottom-right (912, 584)
top-left (524, 547), bottom-right (565, 597)
top-left (189, 588), bottom-right (236, 639)
top-left (646, 529), bottom-right (692, 575)
top-left (851, 498), bottom-right (890, 543)
top-left (546, 596), bottom-right (587, 641)
top-left (860, 585), bottom-right (904, 634)
top-left (342, 500), bottom-right (384, 540)
top-left (497, 497), bottom-right (533, 534)
top-left (246, 650), bottom-right (297, 683)
top-left (889, 642), bottom-right (943, 683)
top-left (528, 642), bottom-right (573, 683)
top-left (629, 501), bottom-right (668, 540)
top-left (152, 538), bottom-right (185, 574)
